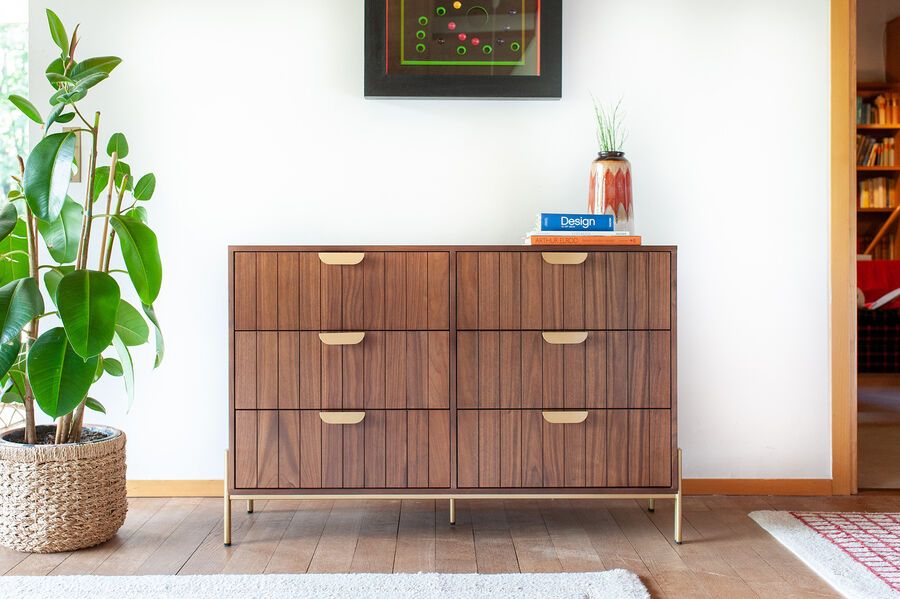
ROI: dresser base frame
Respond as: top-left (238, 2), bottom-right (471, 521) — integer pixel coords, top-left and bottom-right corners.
top-left (223, 449), bottom-right (684, 546)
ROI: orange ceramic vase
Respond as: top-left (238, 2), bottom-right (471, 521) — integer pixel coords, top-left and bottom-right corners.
top-left (588, 151), bottom-right (633, 232)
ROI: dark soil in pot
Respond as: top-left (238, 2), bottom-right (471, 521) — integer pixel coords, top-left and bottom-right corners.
top-left (1, 424), bottom-right (119, 446)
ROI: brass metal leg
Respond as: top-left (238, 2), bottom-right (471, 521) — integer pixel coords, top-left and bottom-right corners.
top-left (674, 448), bottom-right (683, 545)
top-left (247, 499), bottom-right (254, 514)
top-left (224, 450), bottom-right (232, 546)
top-left (449, 498), bottom-right (456, 525)
top-left (648, 498), bottom-right (655, 512)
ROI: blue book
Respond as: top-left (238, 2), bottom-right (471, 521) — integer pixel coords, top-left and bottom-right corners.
top-left (540, 213), bottom-right (614, 232)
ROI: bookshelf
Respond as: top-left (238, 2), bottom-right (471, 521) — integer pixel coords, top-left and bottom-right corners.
top-left (857, 81), bottom-right (900, 259)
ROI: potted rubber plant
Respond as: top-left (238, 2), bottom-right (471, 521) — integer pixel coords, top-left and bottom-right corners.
top-left (0, 9), bottom-right (163, 553)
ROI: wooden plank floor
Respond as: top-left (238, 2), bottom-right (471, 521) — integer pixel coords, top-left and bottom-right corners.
top-left (4, 495), bottom-right (899, 597)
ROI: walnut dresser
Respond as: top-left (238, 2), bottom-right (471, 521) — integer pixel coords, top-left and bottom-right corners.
top-left (225, 246), bottom-right (681, 545)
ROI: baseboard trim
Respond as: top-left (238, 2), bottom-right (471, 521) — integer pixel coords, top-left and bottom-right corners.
top-left (126, 478), bottom-right (835, 498)
top-left (682, 478), bottom-right (833, 496)
top-left (127, 480), bottom-right (221, 497)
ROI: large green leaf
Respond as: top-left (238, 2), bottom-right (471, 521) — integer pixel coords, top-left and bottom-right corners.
top-left (24, 132), bottom-right (75, 222)
top-left (45, 104), bottom-right (68, 130)
top-left (37, 196), bottom-right (82, 263)
top-left (92, 166), bottom-right (110, 201)
top-left (71, 56), bottom-right (121, 80)
top-left (0, 278), bottom-right (44, 345)
top-left (128, 206), bottom-right (148, 224)
top-left (46, 10), bottom-right (68, 58)
top-left (115, 300), bottom-right (149, 346)
top-left (1, 391), bottom-right (22, 405)
top-left (46, 73), bottom-right (73, 86)
top-left (3, 355), bottom-right (26, 393)
top-left (56, 270), bottom-right (120, 358)
top-left (0, 203), bottom-right (19, 244)
top-left (92, 161), bottom-right (131, 202)
top-left (85, 397), bottom-right (106, 414)
top-left (110, 216), bottom-right (161, 304)
top-left (112, 333), bottom-right (134, 409)
top-left (0, 221), bottom-right (29, 285)
top-left (43, 265), bottom-right (75, 307)
top-left (70, 71), bottom-right (108, 92)
top-left (45, 58), bottom-right (66, 85)
top-left (49, 86), bottom-right (87, 106)
top-left (142, 302), bottom-right (164, 368)
top-left (133, 173), bottom-right (156, 201)
top-left (27, 328), bottom-right (98, 419)
top-left (8, 95), bottom-right (42, 125)
top-left (106, 133), bottom-right (129, 159)
top-left (102, 358), bottom-right (122, 376)
top-left (0, 338), bottom-right (21, 380)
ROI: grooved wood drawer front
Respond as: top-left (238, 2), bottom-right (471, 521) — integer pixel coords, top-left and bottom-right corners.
top-left (234, 331), bottom-right (450, 410)
top-left (234, 252), bottom-right (450, 331)
top-left (457, 409), bottom-right (672, 489)
top-left (457, 331), bottom-right (671, 409)
top-left (234, 410), bottom-right (450, 489)
top-left (456, 251), bottom-right (671, 330)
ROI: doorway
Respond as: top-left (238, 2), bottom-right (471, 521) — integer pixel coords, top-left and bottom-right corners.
top-left (854, 0), bottom-right (900, 490)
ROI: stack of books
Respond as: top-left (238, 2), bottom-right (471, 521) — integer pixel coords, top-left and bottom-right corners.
top-left (858, 93), bottom-right (900, 124)
top-left (525, 213), bottom-right (641, 246)
top-left (857, 135), bottom-right (896, 166)
top-left (858, 177), bottom-right (896, 209)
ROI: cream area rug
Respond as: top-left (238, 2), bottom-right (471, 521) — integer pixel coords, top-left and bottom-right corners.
top-left (751, 511), bottom-right (900, 599)
top-left (0, 571), bottom-right (650, 599)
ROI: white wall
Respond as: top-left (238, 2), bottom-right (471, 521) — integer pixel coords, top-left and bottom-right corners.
top-left (29, 0), bottom-right (831, 480)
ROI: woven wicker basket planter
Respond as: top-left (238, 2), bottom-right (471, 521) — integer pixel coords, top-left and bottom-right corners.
top-left (0, 425), bottom-right (127, 553)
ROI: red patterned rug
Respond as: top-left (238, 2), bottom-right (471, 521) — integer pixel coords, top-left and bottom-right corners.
top-left (751, 511), bottom-right (900, 598)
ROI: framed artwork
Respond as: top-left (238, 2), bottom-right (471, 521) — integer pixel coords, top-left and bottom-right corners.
top-left (365, 0), bottom-right (561, 98)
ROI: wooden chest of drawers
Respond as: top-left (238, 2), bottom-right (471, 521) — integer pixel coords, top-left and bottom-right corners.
top-left (226, 246), bottom-right (681, 544)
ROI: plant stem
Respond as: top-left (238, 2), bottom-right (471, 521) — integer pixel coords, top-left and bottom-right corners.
top-left (75, 112), bottom-right (101, 271)
top-left (57, 413), bottom-right (72, 444)
top-left (20, 158), bottom-right (38, 444)
top-left (102, 177), bottom-right (128, 273)
top-left (72, 104), bottom-right (92, 131)
top-left (69, 402), bottom-right (85, 443)
top-left (98, 161), bottom-right (122, 271)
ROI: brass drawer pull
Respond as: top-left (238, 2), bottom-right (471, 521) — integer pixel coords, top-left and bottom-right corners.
top-left (542, 411), bottom-right (588, 424)
top-left (319, 412), bottom-right (366, 425)
top-left (318, 252), bottom-right (365, 265)
top-left (542, 252), bottom-right (587, 265)
top-left (318, 332), bottom-right (366, 345)
top-left (542, 331), bottom-right (588, 345)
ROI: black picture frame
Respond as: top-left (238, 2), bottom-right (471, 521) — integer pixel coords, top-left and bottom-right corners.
top-left (365, 1), bottom-right (562, 99)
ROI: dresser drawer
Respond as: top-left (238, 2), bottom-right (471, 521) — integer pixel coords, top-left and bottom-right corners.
top-left (234, 251), bottom-right (450, 331)
top-left (457, 331), bottom-right (671, 410)
top-left (234, 409), bottom-right (450, 489)
top-left (457, 251), bottom-right (671, 330)
top-left (457, 409), bottom-right (672, 489)
top-left (234, 331), bottom-right (450, 410)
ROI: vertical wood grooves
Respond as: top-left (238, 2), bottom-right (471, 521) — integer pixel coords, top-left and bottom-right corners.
top-left (231, 247), bottom-right (675, 495)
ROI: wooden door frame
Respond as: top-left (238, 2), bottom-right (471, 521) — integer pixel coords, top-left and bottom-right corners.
top-left (831, 0), bottom-right (857, 495)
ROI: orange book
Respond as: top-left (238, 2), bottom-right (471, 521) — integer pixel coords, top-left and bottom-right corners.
top-left (529, 235), bottom-right (642, 246)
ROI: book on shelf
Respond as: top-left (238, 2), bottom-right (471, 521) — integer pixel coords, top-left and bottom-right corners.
top-left (538, 213), bottom-right (614, 232)
top-left (856, 135), bottom-right (896, 166)
top-left (527, 234), bottom-right (642, 246)
top-left (526, 230), bottom-right (631, 237)
top-left (858, 93), bottom-right (900, 125)
top-left (858, 177), bottom-right (896, 208)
